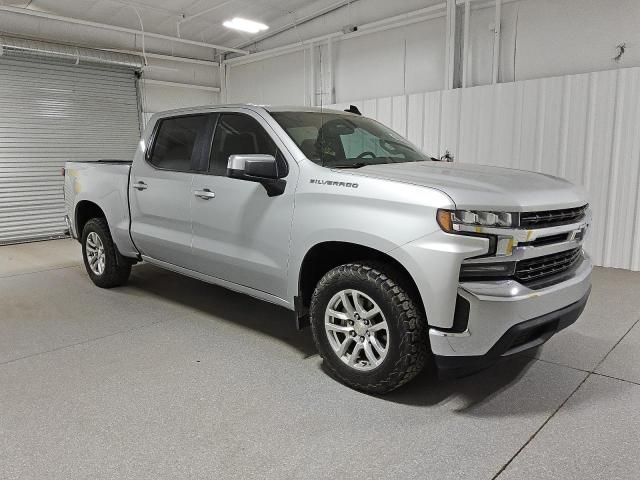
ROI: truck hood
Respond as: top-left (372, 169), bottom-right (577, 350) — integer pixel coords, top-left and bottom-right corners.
top-left (352, 161), bottom-right (587, 211)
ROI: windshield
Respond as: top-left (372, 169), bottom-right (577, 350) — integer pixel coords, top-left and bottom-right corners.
top-left (270, 111), bottom-right (431, 168)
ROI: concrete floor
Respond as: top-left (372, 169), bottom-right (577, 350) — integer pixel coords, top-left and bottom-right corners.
top-left (1, 239), bottom-right (639, 480)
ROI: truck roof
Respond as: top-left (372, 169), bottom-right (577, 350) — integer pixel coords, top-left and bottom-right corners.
top-left (149, 104), bottom-right (356, 120)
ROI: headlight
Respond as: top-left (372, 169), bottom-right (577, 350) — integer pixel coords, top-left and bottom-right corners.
top-left (437, 209), bottom-right (515, 232)
top-left (437, 209), bottom-right (516, 257)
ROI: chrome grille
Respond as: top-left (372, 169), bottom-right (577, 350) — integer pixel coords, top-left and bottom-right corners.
top-left (515, 248), bottom-right (583, 283)
top-left (519, 205), bottom-right (588, 229)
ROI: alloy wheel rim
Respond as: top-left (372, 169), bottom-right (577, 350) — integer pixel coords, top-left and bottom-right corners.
top-left (324, 289), bottom-right (389, 371)
top-left (86, 232), bottom-right (106, 275)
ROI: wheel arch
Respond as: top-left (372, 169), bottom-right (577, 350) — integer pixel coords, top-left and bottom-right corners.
top-left (74, 200), bottom-right (106, 239)
top-left (295, 241), bottom-right (426, 328)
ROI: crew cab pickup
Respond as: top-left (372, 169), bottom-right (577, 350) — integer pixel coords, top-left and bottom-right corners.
top-left (64, 105), bottom-right (592, 393)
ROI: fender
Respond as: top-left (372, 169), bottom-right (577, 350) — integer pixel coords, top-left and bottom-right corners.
top-left (67, 163), bottom-right (138, 258)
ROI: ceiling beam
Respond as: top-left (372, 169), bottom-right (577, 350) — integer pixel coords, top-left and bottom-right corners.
top-left (0, 5), bottom-right (249, 54)
top-left (189, 0), bottom-right (352, 51)
top-left (108, 49), bottom-right (219, 66)
top-left (224, 3), bottom-right (447, 67)
top-left (142, 79), bottom-right (220, 92)
top-left (0, 28), bottom-right (219, 67)
top-left (178, 0), bottom-right (235, 27)
top-left (104, 0), bottom-right (184, 17)
top-left (228, 0), bottom-right (499, 54)
top-left (233, 0), bottom-right (359, 51)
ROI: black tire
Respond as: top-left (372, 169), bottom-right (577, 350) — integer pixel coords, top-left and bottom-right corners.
top-left (310, 262), bottom-right (429, 394)
top-left (81, 218), bottom-right (132, 288)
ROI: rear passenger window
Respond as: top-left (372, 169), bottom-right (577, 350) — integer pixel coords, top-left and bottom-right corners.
top-left (149, 115), bottom-right (207, 171)
top-left (209, 113), bottom-right (279, 176)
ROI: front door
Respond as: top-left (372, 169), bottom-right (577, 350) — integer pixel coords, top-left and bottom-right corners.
top-left (129, 114), bottom-right (213, 266)
top-left (191, 111), bottom-right (296, 300)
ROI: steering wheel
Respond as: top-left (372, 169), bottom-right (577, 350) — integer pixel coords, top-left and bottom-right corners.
top-left (356, 151), bottom-right (376, 159)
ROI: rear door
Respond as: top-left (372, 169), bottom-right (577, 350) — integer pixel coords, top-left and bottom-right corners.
top-left (129, 113), bottom-right (215, 266)
top-left (190, 111), bottom-right (297, 299)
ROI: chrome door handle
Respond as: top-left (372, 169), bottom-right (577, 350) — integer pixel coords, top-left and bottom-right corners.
top-left (132, 181), bottom-right (147, 191)
top-left (194, 188), bottom-right (215, 200)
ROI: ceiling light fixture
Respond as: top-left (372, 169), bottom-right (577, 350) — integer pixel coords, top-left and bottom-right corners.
top-left (223, 17), bottom-right (269, 34)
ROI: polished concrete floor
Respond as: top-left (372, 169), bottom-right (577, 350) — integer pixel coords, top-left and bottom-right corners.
top-left (1, 239), bottom-right (639, 479)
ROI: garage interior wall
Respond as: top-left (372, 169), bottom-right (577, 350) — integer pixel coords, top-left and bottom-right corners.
top-left (226, 0), bottom-right (640, 101)
top-left (226, 50), bottom-right (308, 105)
top-left (1, 0), bottom-right (639, 263)
top-left (326, 67), bottom-right (640, 271)
top-left (0, 4), bottom-right (224, 244)
top-left (224, 0), bottom-right (640, 271)
top-left (0, 8), bottom-right (221, 124)
top-left (0, 48), bottom-right (141, 244)
top-left (138, 57), bottom-right (220, 127)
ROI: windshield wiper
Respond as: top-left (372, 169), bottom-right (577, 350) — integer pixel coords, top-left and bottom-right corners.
top-left (332, 162), bottom-right (368, 169)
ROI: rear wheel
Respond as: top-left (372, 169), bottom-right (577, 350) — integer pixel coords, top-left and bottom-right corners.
top-left (81, 218), bottom-right (131, 288)
top-left (310, 262), bottom-right (429, 394)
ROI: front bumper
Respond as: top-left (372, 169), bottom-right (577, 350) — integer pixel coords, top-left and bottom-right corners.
top-left (434, 287), bottom-right (590, 377)
top-left (429, 253), bottom-right (592, 376)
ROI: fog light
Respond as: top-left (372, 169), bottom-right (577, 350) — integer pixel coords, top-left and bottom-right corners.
top-left (460, 261), bottom-right (516, 280)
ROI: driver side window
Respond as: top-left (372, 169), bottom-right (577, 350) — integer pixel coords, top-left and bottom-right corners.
top-left (209, 113), bottom-right (279, 176)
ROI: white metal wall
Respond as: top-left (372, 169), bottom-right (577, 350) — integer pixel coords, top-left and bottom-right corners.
top-left (227, 50), bottom-right (309, 106)
top-left (225, 0), bottom-right (640, 103)
top-left (329, 67), bottom-right (640, 271)
top-left (0, 53), bottom-right (140, 244)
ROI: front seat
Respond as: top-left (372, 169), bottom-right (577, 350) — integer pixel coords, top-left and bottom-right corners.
top-left (300, 139), bottom-right (319, 160)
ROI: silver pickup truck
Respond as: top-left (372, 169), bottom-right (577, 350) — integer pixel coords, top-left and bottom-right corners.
top-left (64, 105), bottom-right (592, 393)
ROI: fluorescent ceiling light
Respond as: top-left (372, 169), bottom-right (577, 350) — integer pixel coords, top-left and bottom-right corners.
top-left (223, 17), bottom-right (269, 34)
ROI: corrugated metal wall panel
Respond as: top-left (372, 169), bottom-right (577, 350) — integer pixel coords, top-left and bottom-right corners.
top-left (0, 52), bottom-right (140, 244)
top-left (328, 67), bottom-right (640, 270)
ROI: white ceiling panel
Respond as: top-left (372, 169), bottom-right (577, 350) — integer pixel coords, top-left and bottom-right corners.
top-left (2, 0), bottom-right (348, 52)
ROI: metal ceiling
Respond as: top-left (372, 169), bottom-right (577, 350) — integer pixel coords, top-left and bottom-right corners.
top-left (0, 0), bottom-right (349, 51)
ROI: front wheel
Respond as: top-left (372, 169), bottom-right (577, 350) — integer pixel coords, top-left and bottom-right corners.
top-left (310, 262), bottom-right (429, 394)
top-left (81, 218), bottom-right (132, 288)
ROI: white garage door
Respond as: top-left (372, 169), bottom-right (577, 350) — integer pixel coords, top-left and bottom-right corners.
top-left (0, 49), bottom-right (141, 244)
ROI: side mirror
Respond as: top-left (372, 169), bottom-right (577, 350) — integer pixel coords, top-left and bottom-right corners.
top-left (227, 154), bottom-right (287, 197)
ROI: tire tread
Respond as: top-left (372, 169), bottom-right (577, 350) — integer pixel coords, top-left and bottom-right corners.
top-left (82, 218), bottom-right (131, 288)
top-left (310, 262), bottom-right (429, 394)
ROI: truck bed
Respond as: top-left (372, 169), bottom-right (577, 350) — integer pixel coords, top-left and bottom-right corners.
top-left (68, 159), bottom-right (133, 165)
top-left (64, 160), bottom-right (137, 258)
